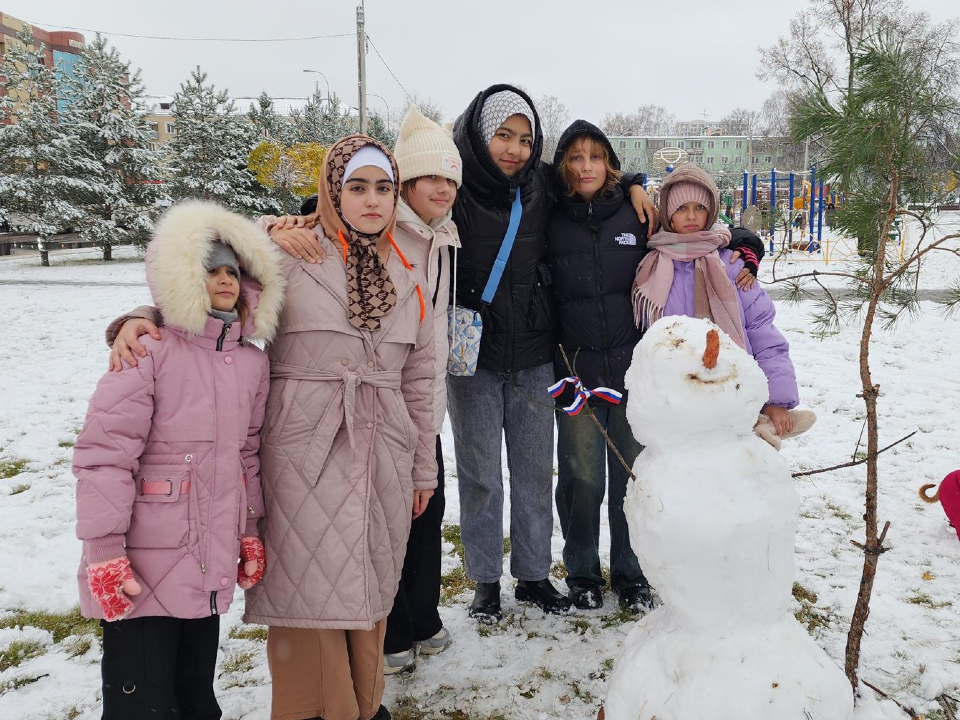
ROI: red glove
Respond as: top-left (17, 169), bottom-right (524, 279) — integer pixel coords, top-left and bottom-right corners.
top-left (237, 536), bottom-right (265, 590)
top-left (87, 556), bottom-right (141, 621)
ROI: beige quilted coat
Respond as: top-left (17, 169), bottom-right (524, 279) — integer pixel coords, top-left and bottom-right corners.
top-left (243, 231), bottom-right (438, 630)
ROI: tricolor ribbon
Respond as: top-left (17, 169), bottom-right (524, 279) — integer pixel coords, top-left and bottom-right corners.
top-left (547, 376), bottom-right (623, 416)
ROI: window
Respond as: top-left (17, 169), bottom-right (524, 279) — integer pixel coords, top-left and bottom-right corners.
top-left (148, 122), bottom-right (159, 139)
top-left (722, 140), bottom-right (729, 149)
top-left (165, 122), bottom-right (175, 135)
top-left (751, 156), bottom-right (759, 164)
top-left (634, 141), bottom-right (641, 148)
top-left (648, 139), bottom-right (666, 150)
top-left (148, 142), bottom-right (159, 152)
top-left (677, 141), bottom-right (684, 148)
top-left (706, 156), bottom-right (715, 164)
top-left (619, 140), bottom-right (626, 149)
top-left (721, 156), bottom-right (729, 164)
top-left (707, 140), bottom-right (714, 149)
top-left (765, 155), bottom-right (772, 163)
top-left (694, 156), bottom-right (703, 165)
top-left (693, 140), bottom-right (702, 149)
top-left (735, 156), bottom-right (742, 163)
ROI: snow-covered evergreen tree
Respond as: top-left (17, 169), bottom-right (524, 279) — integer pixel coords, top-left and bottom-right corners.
top-left (366, 112), bottom-right (396, 149)
top-left (292, 90), bottom-right (353, 145)
top-left (0, 28), bottom-right (95, 265)
top-left (248, 91), bottom-right (294, 145)
top-left (64, 35), bottom-right (168, 259)
top-left (167, 67), bottom-right (278, 215)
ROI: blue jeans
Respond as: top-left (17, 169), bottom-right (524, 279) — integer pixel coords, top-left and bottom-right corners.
top-left (555, 401), bottom-right (646, 592)
top-left (447, 363), bottom-right (555, 583)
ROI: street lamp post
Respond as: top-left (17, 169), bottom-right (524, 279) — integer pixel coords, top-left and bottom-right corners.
top-left (367, 93), bottom-right (390, 130)
top-left (302, 69), bottom-right (330, 99)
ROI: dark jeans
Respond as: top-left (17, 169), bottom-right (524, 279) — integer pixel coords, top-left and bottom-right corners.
top-left (447, 363), bottom-right (556, 582)
top-left (555, 401), bottom-right (646, 593)
top-left (384, 435), bottom-right (445, 654)
top-left (100, 615), bottom-right (221, 720)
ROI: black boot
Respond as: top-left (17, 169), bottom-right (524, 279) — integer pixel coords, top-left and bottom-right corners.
top-left (618, 584), bottom-right (655, 614)
top-left (469, 581), bottom-right (501, 623)
top-left (366, 706), bottom-right (391, 720)
top-left (515, 579), bottom-right (572, 614)
top-left (568, 582), bottom-right (604, 610)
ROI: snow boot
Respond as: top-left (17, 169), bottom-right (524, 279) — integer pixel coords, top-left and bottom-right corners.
top-left (515, 579), bottom-right (572, 614)
top-left (618, 584), bottom-right (655, 614)
top-left (469, 581), bottom-right (502, 623)
top-left (568, 583), bottom-right (604, 610)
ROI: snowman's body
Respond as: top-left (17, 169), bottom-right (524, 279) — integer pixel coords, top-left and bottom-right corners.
top-left (605, 316), bottom-right (853, 720)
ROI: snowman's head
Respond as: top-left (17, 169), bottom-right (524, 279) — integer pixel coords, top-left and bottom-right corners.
top-left (624, 316), bottom-right (769, 447)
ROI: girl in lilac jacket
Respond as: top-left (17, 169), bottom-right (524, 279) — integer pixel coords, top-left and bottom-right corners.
top-left (72, 200), bottom-right (284, 719)
top-left (633, 166), bottom-right (813, 445)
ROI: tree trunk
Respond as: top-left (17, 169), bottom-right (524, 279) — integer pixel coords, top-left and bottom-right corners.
top-left (38, 237), bottom-right (49, 267)
top-left (844, 174), bottom-right (899, 691)
top-left (103, 244), bottom-right (112, 262)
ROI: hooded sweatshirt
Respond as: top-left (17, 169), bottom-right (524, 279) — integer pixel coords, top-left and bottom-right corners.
top-left (74, 200), bottom-right (285, 620)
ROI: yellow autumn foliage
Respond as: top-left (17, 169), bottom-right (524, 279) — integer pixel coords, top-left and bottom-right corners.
top-left (248, 141), bottom-right (326, 197)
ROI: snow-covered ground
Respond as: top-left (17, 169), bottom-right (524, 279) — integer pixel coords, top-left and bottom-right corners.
top-left (1, 215), bottom-right (958, 719)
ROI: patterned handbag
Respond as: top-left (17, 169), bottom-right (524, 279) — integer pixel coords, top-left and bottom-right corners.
top-left (447, 187), bottom-right (523, 377)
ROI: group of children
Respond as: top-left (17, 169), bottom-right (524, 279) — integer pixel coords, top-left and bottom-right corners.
top-left (75, 83), bottom-right (812, 720)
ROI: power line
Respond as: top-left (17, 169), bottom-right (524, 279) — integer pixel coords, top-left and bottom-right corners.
top-left (23, 20), bottom-right (353, 43)
top-left (365, 35), bottom-right (414, 104)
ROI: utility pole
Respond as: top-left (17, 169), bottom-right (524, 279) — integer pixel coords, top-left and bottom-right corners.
top-left (356, 2), bottom-right (367, 135)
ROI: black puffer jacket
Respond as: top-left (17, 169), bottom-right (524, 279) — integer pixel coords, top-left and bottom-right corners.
top-left (547, 121), bottom-right (648, 405)
top-left (547, 120), bottom-right (766, 406)
top-left (452, 84), bottom-right (559, 373)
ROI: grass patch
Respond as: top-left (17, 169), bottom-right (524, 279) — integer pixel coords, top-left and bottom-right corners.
top-left (550, 560), bottom-right (568, 580)
top-left (0, 673), bottom-right (46, 694)
top-left (600, 607), bottom-right (635, 629)
top-left (566, 617), bottom-right (592, 636)
top-left (907, 592), bottom-right (953, 609)
top-left (825, 501), bottom-right (852, 521)
top-left (0, 459), bottom-right (29, 479)
top-left (391, 696), bottom-right (508, 720)
top-left (62, 636), bottom-right (94, 658)
top-left (228, 624), bottom-right (268, 642)
top-left (0, 639), bottom-right (45, 671)
top-left (439, 523), bottom-right (475, 604)
top-left (0, 608), bottom-right (101, 644)
top-left (58, 441), bottom-right (75, 448)
top-left (9, 483), bottom-right (30, 495)
top-left (219, 650), bottom-right (255, 675)
top-left (793, 582), bottom-right (833, 634)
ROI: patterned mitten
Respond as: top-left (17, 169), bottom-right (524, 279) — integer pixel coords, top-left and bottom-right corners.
top-left (237, 536), bottom-right (266, 590)
top-left (87, 556), bottom-right (141, 621)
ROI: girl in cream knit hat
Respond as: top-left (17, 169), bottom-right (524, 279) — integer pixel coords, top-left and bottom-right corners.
top-left (380, 104), bottom-right (463, 675)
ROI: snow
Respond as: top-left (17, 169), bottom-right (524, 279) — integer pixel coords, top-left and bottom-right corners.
top-left (1, 214), bottom-right (959, 719)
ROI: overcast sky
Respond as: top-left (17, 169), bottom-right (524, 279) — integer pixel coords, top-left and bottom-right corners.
top-left (5, 0), bottom-right (958, 125)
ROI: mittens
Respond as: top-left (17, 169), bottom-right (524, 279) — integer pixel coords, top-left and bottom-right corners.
top-left (87, 556), bottom-right (141, 621)
top-left (237, 536), bottom-right (265, 590)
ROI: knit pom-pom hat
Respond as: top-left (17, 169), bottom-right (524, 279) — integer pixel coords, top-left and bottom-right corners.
top-left (394, 105), bottom-right (462, 187)
top-left (667, 182), bottom-right (713, 220)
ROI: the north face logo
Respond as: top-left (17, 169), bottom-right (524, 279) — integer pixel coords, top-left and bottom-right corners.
top-left (614, 233), bottom-right (637, 246)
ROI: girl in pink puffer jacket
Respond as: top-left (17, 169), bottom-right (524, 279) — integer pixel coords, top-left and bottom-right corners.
top-left (73, 200), bottom-right (284, 720)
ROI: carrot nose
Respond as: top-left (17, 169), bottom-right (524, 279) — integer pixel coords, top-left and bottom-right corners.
top-left (703, 329), bottom-right (720, 369)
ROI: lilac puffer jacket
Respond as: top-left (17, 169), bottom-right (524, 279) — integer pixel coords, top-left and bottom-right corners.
top-left (661, 249), bottom-right (799, 408)
top-left (74, 201), bottom-right (285, 620)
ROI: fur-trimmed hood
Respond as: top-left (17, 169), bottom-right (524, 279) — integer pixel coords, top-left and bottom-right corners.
top-left (146, 200), bottom-right (285, 342)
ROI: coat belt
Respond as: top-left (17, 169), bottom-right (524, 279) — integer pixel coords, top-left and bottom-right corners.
top-left (269, 364), bottom-right (402, 481)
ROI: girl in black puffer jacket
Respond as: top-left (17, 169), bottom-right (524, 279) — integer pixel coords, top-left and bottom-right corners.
top-left (547, 120), bottom-right (764, 614)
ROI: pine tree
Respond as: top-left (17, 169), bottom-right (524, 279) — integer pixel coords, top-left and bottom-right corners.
top-left (365, 111), bottom-right (396, 149)
top-left (248, 91), bottom-right (294, 145)
top-left (778, 22), bottom-right (960, 695)
top-left (0, 28), bottom-right (95, 265)
top-left (167, 67), bottom-right (278, 215)
top-left (292, 90), bottom-right (353, 145)
top-left (64, 35), bottom-right (167, 260)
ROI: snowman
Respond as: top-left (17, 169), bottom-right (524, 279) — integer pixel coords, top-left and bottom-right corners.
top-left (604, 316), bottom-right (854, 720)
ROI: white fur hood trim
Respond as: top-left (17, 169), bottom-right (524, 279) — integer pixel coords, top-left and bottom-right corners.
top-left (146, 200), bottom-right (285, 342)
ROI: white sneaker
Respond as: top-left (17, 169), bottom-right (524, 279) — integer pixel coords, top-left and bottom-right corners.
top-left (383, 648), bottom-right (415, 675)
top-left (414, 626), bottom-right (452, 656)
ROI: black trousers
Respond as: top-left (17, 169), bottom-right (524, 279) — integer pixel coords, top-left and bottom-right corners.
top-left (100, 615), bottom-right (221, 720)
top-left (384, 434), bottom-right (445, 654)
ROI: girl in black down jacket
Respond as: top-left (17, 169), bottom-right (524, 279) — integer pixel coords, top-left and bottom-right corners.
top-left (447, 87), bottom-right (657, 622)
top-left (547, 120), bottom-right (764, 613)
